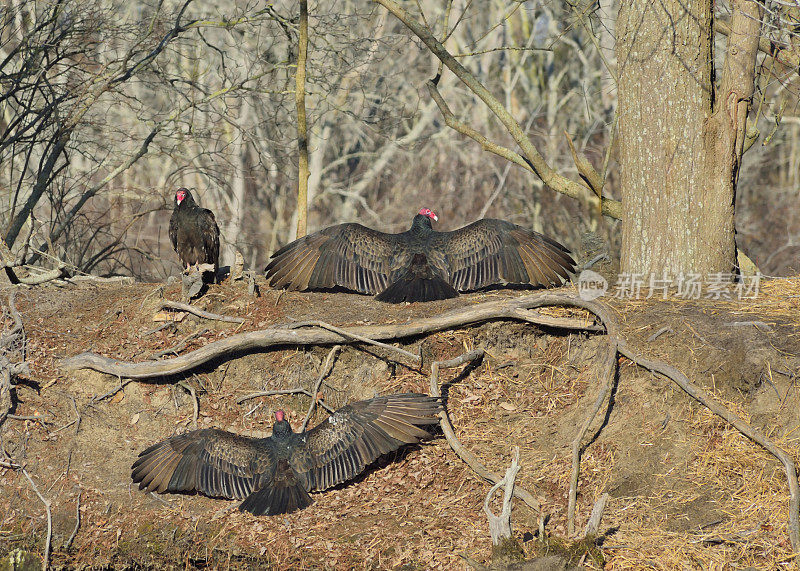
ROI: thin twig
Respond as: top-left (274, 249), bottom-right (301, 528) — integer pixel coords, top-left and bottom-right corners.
top-left (430, 349), bottom-right (540, 512)
top-left (286, 320), bottom-right (421, 364)
top-left (236, 387), bottom-right (335, 413)
top-left (92, 378), bottom-right (133, 403)
top-left (64, 493), bottom-right (81, 550)
top-left (301, 345), bottom-right (342, 431)
top-left (150, 328), bottom-right (209, 359)
top-left (567, 340), bottom-right (618, 536)
top-left (159, 300), bottom-right (245, 324)
top-left (21, 467), bottom-right (52, 571)
top-left (178, 381), bottom-right (199, 430)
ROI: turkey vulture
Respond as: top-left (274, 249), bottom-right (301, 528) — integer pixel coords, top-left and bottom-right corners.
top-left (131, 393), bottom-right (441, 516)
top-left (265, 208), bottom-right (575, 303)
top-left (168, 188), bottom-right (220, 283)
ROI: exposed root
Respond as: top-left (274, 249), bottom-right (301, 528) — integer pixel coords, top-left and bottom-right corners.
top-left (284, 320), bottom-right (421, 365)
top-left (567, 340), bottom-right (618, 536)
top-left (301, 345), bottom-right (342, 431)
top-left (20, 467), bottom-right (52, 571)
top-left (61, 293), bottom-right (599, 379)
top-left (430, 349), bottom-right (541, 512)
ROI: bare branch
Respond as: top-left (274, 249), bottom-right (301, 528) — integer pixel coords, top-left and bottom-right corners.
top-left (159, 301), bottom-right (245, 324)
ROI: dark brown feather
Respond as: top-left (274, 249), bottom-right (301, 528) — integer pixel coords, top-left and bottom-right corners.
top-left (265, 211), bottom-right (574, 302)
top-left (168, 188), bottom-right (220, 282)
top-left (131, 393), bottom-right (441, 516)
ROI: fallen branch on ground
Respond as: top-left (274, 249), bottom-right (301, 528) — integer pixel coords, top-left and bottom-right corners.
top-left (61, 293), bottom-right (599, 379)
top-left (301, 345), bottom-right (342, 431)
top-left (159, 300), bottom-right (245, 324)
top-left (430, 349), bottom-right (540, 512)
top-left (567, 340), bottom-right (618, 536)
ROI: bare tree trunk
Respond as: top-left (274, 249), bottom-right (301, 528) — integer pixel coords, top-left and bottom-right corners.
top-left (295, 0), bottom-right (310, 238)
top-left (617, 0), bottom-right (762, 277)
top-left (617, 0), bottom-right (715, 276)
top-left (703, 0), bottom-right (763, 270)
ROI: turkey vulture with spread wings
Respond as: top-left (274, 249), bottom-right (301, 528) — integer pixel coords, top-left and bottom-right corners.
top-left (265, 208), bottom-right (575, 303)
top-left (168, 188), bottom-right (220, 283)
top-left (131, 393), bottom-right (441, 516)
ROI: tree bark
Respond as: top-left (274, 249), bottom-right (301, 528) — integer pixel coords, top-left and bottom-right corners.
top-left (703, 0), bottom-right (763, 271)
top-left (616, 0), bottom-right (762, 277)
top-left (617, 0), bottom-right (714, 275)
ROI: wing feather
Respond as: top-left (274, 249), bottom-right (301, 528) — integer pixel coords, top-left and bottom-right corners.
top-left (131, 429), bottom-right (274, 501)
top-left (265, 223), bottom-right (398, 294)
top-left (439, 219), bottom-right (575, 291)
top-left (289, 393), bottom-right (441, 492)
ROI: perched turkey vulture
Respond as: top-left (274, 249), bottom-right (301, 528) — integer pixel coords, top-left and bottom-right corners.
top-left (131, 393), bottom-right (442, 516)
top-left (168, 188), bottom-right (220, 283)
top-left (265, 208), bottom-right (575, 303)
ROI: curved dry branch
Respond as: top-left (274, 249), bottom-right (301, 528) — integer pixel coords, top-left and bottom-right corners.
top-left (60, 294), bottom-right (593, 378)
top-left (377, 0), bottom-right (623, 219)
top-left (567, 339), bottom-right (618, 536)
top-left (429, 350), bottom-right (541, 512)
top-left (159, 301), bottom-right (245, 324)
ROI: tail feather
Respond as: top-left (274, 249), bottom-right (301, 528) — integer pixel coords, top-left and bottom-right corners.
top-left (375, 274), bottom-right (458, 303)
top-left (239, 482), bottom-right (313, 516)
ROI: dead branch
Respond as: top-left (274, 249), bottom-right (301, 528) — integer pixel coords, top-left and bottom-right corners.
top-left (21, 467), bottom-right (52, 571)
top-left (64, 492), bottom-right (81, 550)
top-left (301, 345), bottom-right (342, 431)
top-left (376, 0), bottom-right (623, 219)
top-left (484, 445), bottom-right (521, 545)
top-left (236, 387), bottom-right (335, 414)
top-left (1, 263), bottom-right (68, 285)
top-left (568, 340), bottom-right (618, 536)
top-left (565, 131), bottom-right (603, 198)
top-left (430, 349), bottom-right (540, 512)
top-left (150, 328), bottom-right (209, 360)
top-left (583, 492), bottom-right (609, 539)
top-left (285, 320), bottom-right (421, 364)
top-left (60, 293), bottom-right (600, 379)
top-left (159, 301), bottom-right (245, 324)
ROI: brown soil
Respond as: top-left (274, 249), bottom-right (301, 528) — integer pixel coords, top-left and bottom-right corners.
top-left (2, 277), bottom-right (800, 569)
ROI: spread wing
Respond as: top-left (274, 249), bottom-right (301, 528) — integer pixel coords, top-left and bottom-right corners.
top-left (265, 223), bottom-right (404, 294)
top-left (289, 393), bottom-right (441, 492)
top-left (131, 428), bottom-right (274, 500)
top-left (434, 219), bottom-right (575, 291)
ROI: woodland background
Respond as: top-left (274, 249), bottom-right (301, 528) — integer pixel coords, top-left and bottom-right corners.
top-left (1, 0), bottom-right (799, 281)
